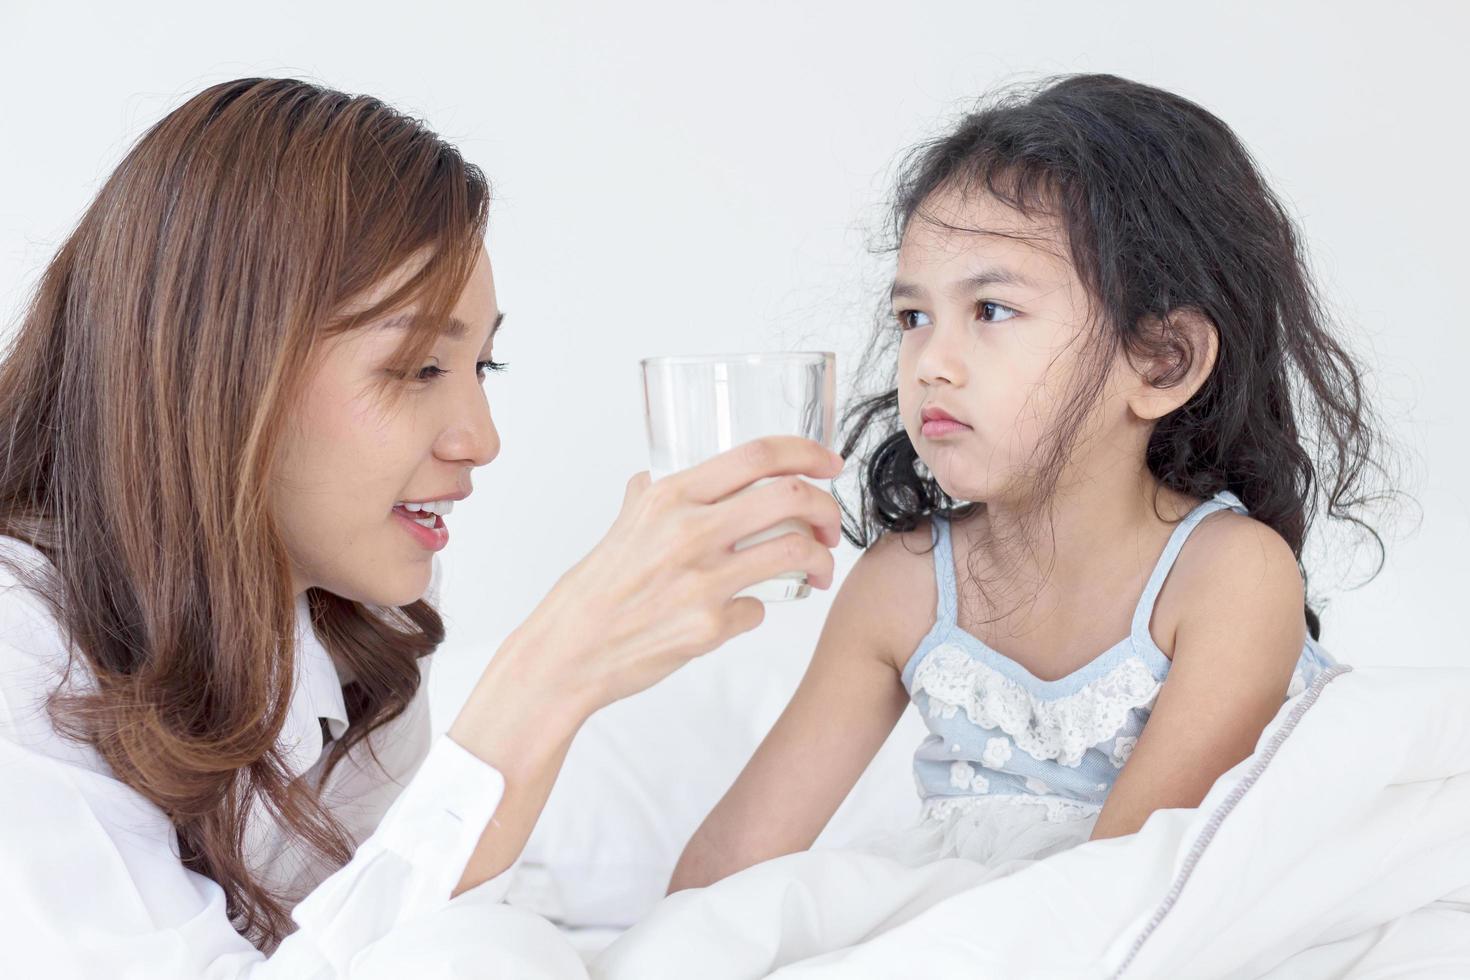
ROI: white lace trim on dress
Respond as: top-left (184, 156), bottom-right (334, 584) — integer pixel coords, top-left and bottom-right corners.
top-left (910, 642), bottom-right (1163, 767)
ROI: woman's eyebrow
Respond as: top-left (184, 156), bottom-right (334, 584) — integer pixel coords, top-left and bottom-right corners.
top-left (463, 311), bottom-right (505, 340)
top-left (382, 312), bottom-right (505, 339)
top-left (480, 312), bottom-right (506, 349)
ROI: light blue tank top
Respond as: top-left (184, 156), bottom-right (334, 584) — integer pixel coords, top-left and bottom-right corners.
top-left (898, 489), bottom-right (1339, 819)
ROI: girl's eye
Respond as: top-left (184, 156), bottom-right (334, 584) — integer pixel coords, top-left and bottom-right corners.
top-left (475, 359), bottom-right (509, 380)
top-left (895, 309), bottom-right (932, 331)
top-left (978, 301), bottom-right (1018, 322)
top-left (894, 305), bottom-right (1016, 330)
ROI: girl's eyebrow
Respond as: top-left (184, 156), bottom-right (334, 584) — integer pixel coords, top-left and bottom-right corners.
top-left (890, 267), bottom-right (1037, 303)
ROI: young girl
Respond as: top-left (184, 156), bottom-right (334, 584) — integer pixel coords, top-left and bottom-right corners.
top-left (599, 73), bottom-right (1387, 974)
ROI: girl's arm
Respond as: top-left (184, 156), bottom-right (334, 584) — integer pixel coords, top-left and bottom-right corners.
top-left (1090, 514), bottom-right (1306, 841)
top-left (667, 530), bottom-right (929, 893)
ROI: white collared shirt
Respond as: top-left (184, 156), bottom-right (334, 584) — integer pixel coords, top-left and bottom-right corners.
top-left (0, 536), bottom-right (515, 978)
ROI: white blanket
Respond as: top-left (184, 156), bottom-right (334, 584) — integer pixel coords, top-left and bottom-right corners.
top-left (388, 665), bottom-right (1470, 978)
top-left (586, 664), bottom-right (1470, 979)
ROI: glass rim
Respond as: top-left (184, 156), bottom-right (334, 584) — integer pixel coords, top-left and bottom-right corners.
top-left (640, 351), bottom-right (835, 369)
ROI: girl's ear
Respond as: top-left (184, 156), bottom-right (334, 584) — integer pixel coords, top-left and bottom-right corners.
top-left (1125, 308), bottom-right (1219, 422)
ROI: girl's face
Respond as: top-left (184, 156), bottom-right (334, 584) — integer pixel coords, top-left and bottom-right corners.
top-left (893, 186), bottom-right (1124, 505)
top-left (273, 245), bottom-right (503, 605)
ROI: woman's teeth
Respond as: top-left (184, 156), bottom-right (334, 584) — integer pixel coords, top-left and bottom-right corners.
top-left (397, 500), bottom-right (454, 514)
top-left (394, 499), bottom-right (454, 528)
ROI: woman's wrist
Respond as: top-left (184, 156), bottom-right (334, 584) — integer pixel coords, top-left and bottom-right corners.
top-left (447, 621), bottom-right (599, 781)
top-left (445, 623), bottom-right (597, 897)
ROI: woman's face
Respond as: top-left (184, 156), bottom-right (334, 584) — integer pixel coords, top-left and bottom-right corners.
top-left (892, 186), bottom-right (1124, 505)
top-left (273, 245), bottom-right (503, 605)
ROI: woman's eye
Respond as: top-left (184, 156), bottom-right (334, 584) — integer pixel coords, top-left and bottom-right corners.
top-left (978, 301), bottom-right (1018, 322)
top-left (411, 360), bottom-right (509, 383)
top-left (475, 359), bottom-right (509, 379)
top-left (895, 309), bottom-right (932, 330)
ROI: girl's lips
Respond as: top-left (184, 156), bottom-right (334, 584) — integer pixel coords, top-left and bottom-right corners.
top-left (393, 506), bottom-right (450, 552)
top-left (921, 418), bottom-right (972, 438)
top-left (919, 404), bottom-right (969, 438)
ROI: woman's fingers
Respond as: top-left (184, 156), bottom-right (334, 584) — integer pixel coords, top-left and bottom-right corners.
top-left (624, 470), bottom-right (653, 504)
top-left (509, 446), bottom-right (843, 714)
top-left (715, 529), bottom-right (838, 595)
top-left (711, 474), bottom-right (844, 549)
top-left (717, 596), bottom-right (767, 644)
top-left (676, 436), bottom-right (842, 504)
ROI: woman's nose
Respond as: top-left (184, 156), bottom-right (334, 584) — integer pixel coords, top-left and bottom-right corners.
top-left (437, 390), bottom-right (501, 467)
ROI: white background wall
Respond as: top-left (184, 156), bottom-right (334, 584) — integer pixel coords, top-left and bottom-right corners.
top-left (4, 0), bottom-right (1467, 912)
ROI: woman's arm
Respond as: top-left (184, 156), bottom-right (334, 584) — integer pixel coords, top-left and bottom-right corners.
top-left (667, 531), bottom-right (925, 893)
top-left (447, 621), bottom-right (589, 896)
top-left (450, 435), bottom-right (848, 894)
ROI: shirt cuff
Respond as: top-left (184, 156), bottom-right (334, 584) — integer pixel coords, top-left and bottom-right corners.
top-left (290, 735), bottom-right (507, 969)
top-left (371, 733), bottom-right (507, 887)
top-left (452, 855), bottom-right (522, 907)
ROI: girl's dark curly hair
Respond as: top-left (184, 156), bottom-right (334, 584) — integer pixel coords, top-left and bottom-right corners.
top-left (837, 74), bottom-right (1397, 640)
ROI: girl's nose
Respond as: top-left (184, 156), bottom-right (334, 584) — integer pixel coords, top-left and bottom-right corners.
top-left (914, 320), bottom-right (969, 388)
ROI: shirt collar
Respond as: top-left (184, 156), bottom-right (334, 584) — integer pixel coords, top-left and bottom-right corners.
top-left (277, 592), bottom-right (350, 779)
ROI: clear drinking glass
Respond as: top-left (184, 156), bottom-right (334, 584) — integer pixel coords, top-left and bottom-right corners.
top-left (641, 351), bottom-right (836, 602)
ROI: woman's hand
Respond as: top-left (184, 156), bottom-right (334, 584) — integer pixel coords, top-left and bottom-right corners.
top-left (445, 435), bottom-right (843, 894)
top-left (519, 435), bottom-right (844, 714)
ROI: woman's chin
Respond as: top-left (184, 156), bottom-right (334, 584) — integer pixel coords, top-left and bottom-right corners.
top-left (380, 570), bottom-right (433, 608)
top-left (322, 562), bottom-right (432, 609)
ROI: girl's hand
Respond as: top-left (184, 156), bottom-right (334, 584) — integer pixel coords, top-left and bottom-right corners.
top-left (516, 435), bottom-right (845, 715)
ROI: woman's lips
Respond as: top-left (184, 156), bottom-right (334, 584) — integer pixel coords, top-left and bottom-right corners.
top-left (392, 506), bottom-right (450, 551)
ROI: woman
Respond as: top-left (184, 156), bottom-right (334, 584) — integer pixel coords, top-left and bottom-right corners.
top-left (0, 77), bottom-right (842, 975)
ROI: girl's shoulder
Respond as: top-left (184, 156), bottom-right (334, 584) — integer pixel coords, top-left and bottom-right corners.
top-left (836, 519), bottom-right (947, 673)
top-left (1173, 508), bottom-right (1300, 593)
top-left (1153, 507), bottom-right (1305, 655)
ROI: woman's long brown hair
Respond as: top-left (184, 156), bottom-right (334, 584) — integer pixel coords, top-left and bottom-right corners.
top-left (0, 78), bottom-right (490, 948)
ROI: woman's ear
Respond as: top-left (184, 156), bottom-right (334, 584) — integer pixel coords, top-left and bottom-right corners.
top-left (1125, 308), bottom-right (1219, 422)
